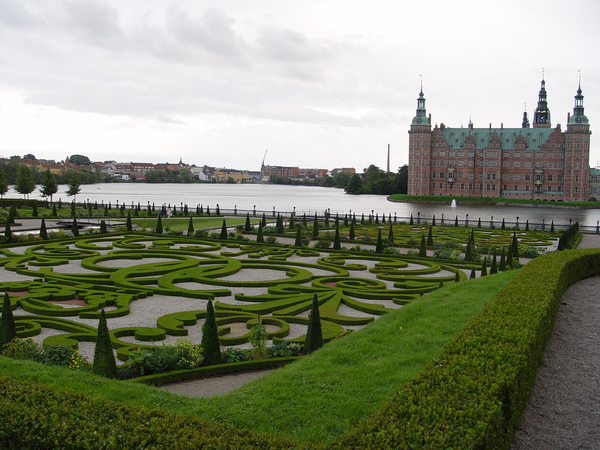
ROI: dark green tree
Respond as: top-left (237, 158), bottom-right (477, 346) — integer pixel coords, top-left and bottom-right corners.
top-left (550, 220), bottom-right (555, 232)
top-left (219, 219), bottom-right (228, 239)
top-left (261, 213), bottom-right (267, 228)
top-left (294, 226), bottom-right (303, 246)
top-left (201, 300), bottom-right (222, 365)
top-left (15, 165), bottom-right (35, 199)
top-left (312, 214), bottom-right (319, 238)
top-left (244, 213), bottom-right (252, 232)
top-left (388, 222), bottom-right (394, 243)
top-left (427, 226), bottom-right (434, 246)
top-left (454, 271), bottom-right (460, 282)
top-left (4, 222), bottom-right (12, 242)
top-left (39, 218), bottom-right (48, 240)
top-left (216, 204), bottom-right (220, 216)
top-left (39, 169), bottom-right (58, 202)
top-left (68, 154), bottom-right (91, 166)
top-left (501, 218), bottom-right (506, 230)
top-left (477, 218), bottom-right (482, 228)
top-left (480, 259), bottom-right (488, 277)
top-left (155, 216), bottom-right (163, 234)
top-left (454, 216), bottom-right (459, 227)
top-left (470, 268), bottom-right (476, 279)
top-left (6, 205), bottom-right (15, 225)
top-left (70, 201), bottom-right (76, 218)
top-left (431, 215), bottom-right (436, 226)
top-left (51, 204), bottom-right (57, 217)
top-left (345, 174), bottom-right (363, 195)
top-left (256, 225), bottom-right (264, 243)
top-left (419, 235), bottom-right (427, 257)
top-left (277, 214), bottom-right (284, 234)
top-left (525, 220), bottom-right (529, 231)
top-left (0, 292), bottom-right (16, 350)
top-left (288, 213), bottom-right (295, 230)
top-left (187, 217), bottom-right (194, 235)
top-left (66, 173), bottom-right (81, 201)
top-left (304, 294), bottom-right (323, 354)
top-left (464, 238), bottom-right (474, 261)
top-left (126, 213), bottom-right (133, 232)
top-left (409, 214), bottom-right (414, 225)
top-left (92, 309), bottom-right (118, 379)
top-left (490, 253), bottom-right (498, 274)
top-left (333, 225), bottom-right (341, 250)
top-left (499, 247), bottom-right (507, 271)
top-left (0, 168), bottom-right (7, 199)
top-left (100, 220), bottom-right (107, 234)
top-left (32, 202), bottom-right (38, 217)
top-left (375, 229), bottom-right (384, 253)
top-left (349, 221), bottom-right (356, 240)
top-left (71, 218), bottom-right (79, 237)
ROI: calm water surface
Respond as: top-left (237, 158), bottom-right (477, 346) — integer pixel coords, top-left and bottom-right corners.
top-left (10, 183), bottom-right (600, 228)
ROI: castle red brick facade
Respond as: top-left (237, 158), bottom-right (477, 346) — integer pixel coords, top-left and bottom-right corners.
top-left (408, 79), bottom-right (591, 201)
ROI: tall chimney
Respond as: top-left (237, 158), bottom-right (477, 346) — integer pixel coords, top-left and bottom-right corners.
top-left (387, 144), bottom-right (391, 172)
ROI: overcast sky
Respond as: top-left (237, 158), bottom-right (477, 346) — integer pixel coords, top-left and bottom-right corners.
top-left (0, 0), bottom-right (598, 172)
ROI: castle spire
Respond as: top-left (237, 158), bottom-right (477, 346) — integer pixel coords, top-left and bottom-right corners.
top-left (522, 103), bottom-right (530, 128)
top-left (533, 75), bottom-right (551, 128)
top-left (568, 75), bottom-right (589, 125)
top-left (411, 78), bottom-right (429, 126)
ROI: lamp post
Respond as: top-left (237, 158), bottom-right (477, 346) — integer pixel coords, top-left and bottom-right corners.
top-left (441, 213), bottom-right (444, 225)
top-left (417, 212), bottom-right (421, 225)
top-left (465, 213), bottom-right (469, 227)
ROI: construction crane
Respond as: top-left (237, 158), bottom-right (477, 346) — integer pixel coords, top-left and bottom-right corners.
top-left (261, 149), bottom-right (268, 169)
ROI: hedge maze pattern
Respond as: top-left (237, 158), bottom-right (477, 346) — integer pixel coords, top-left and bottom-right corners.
top-left (0, 230), bottom-right (555, 360)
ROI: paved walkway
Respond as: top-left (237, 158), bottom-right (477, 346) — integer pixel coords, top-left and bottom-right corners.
top-left (512, 234), bottom-right (600, 448)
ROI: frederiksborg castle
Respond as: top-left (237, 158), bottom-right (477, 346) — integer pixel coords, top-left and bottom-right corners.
top-left (407, 78), bottom-right (595, 201)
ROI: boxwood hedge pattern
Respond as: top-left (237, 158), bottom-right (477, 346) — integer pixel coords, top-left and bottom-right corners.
top-left (0, 232), bottom-right (479, 358)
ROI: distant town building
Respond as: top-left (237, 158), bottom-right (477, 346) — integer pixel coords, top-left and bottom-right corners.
top-left (408, 78), bottom-right (591, 201)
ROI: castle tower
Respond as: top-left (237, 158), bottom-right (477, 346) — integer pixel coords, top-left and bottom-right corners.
top-left (407, 85), bottom-right (432, 195)
top-left (533, 78), bottom-right (551, 128)
top-left (564, 81), bottom-right (591, 201)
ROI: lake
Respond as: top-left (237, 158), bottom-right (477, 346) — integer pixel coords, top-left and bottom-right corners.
top-left (7, 182), bottom-right (600, 229)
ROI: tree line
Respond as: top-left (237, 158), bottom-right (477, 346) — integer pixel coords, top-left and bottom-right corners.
top-left (269, 164), bottom-right (408, 195)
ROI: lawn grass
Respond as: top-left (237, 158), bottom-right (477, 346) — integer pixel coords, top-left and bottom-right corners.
top-left (0, 270), bottom-right (517, 444)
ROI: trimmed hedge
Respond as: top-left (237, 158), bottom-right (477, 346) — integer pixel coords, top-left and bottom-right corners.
top-left (0, 374), bottom-right (300, 449)
top-left (333, 248), bottom-right (600, 449)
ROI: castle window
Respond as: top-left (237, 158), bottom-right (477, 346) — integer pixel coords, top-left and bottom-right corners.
top-left (460, 183), bottom-right (465, 190)
top-left (548, 186), bottom-right (552, 192)
top-left (525, 185), bottom-right (530, 191)
top-left (514, 162), bottom-right (521, 168)
top-left (503, 161), bottom-right (510, 168)
top-left (439, 183), bottom-right (443, 189)
top-left (503, 174), bottom-right (508, 181)
top-left (503, 184), bottom-right (508, 190)
top-left (547, 174), bottom-right (553, 182)
top-left (576, 175), bottom-right (579, 182)
top-left (558, 174), bottom-right (563, 181)
top-left (547, 162), bottom-right (554, 169)
top-left (525, 174), bottom-right (531, 181)
top-left (439, 172), bottom-right (445, 178)
top-left (458, 151), bottom-right (464, 157)
top-left (558, 162), bottom-right (563, 169)
top-left (432, 173), bottom-right (437, 178)
top-left (514, 152), bottom-right (520, 157)
top-left (513, 174), bottom-right (520, 181)
top-left (440, 152), bottom-right (446, 156)
top-left (557, 185), bottom-right (563, 192)
top-left (514, 185), bottom-right (518, 191)
top-left (525, 162), bottom-right (532, 168)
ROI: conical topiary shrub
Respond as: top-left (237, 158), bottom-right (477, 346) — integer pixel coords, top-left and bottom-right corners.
top-left (92, 309), bottom-right (118, 379)
top-left (4, 222), bottom-right (12, 243)
top-left (470, 268), bottom-right (476, 279)
top-left (375, 229), bottom-right (384, 253)
top-left (126, 213), bottom-right (132, 232)
top-left (187, 217), bottom-right (194, 235)
top-left (499, 247), bottom-right (507, 271)
top-left (349, 222), bottom-right (356, 240)
top-left (490, 253), bottom-right (498, 274)
top-left (0, 293), bottom-right (16, 351)
top-left (480, 259), bottom-right (488, 277)
top-left (219, 219), bottom-right (228, 240)
top-left (304, 294), bottom-right (323, 354)
top-left (71, 218), bottom-right (79, 237)
top-left (333, 225), bottom-right (341, 250)
top-left (201, 300), bottom-right (222, 365)
top-left (427, 226), bottom-right (434, 246)
top-left (100, 220), bottom-right (107, 234)
top-left (312, 214), bottom-right (319, 238)
top-left (388, 222), bottom-right (394, 243)
top-left (294, 226), bottom-right (303, 246)
top-left (419, 234), bottom-right (427, 257)
top-left (155, 216), bottom-right (163, 234)
top-left (256, 225), bottom-right (264, 243)
top-left (244, 213), bottom-right (252, 232)
top-left (39, 218), bottom-right (48, 240)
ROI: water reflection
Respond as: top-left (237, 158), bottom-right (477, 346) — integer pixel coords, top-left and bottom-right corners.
top-left (15, 183), bottom-right (600, 228)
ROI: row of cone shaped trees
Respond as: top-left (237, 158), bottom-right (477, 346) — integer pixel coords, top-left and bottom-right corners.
top-left (0, 293), bottom-right (325, 379)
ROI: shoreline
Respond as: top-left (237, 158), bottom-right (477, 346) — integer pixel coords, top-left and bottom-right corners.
top-left (387, 197), bottom-right (600, 210)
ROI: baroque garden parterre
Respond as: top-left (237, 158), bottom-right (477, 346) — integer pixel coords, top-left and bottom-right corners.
top-left (0, 222), bottom-right (557, 362)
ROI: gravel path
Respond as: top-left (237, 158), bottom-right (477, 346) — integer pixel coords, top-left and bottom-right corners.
top-left (512, 234), bottom-right (600, 449)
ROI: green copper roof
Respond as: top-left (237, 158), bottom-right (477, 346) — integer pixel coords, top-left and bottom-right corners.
top-left (568, 114), bottom-right (589, 125)
top-left (411, 115), bottom-right (430, 126)
top-left (440, 127), bottom-right (555, 151)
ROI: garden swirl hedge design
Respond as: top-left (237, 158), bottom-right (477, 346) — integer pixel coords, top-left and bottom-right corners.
top-left (0, 232), bottom-right (478, 359)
